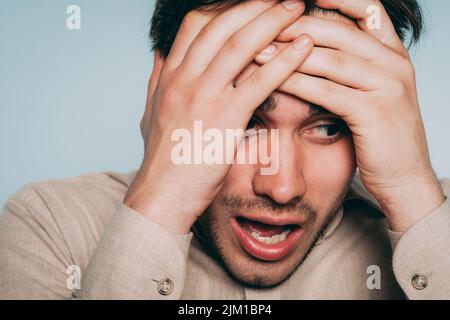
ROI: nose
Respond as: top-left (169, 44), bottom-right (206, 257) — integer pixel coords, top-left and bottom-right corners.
top-left (252, 137), bottom-right (306, 205)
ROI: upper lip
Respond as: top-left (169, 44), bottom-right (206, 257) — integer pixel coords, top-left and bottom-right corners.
top-left (233, 212), bottom-right (305, 227)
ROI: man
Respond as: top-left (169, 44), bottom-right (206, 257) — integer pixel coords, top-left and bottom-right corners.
top-left (0, 0), bottom-right (449, 299)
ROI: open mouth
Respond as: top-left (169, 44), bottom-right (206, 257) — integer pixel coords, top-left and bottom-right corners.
top-left (231, 216), bottom-right (305, 262)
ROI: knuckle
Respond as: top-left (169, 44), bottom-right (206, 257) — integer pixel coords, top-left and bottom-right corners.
top-left (387, 79), bottom-right (407, 99)
top-left (224, 34), bottom-right (242, 55)
top-left (291, 73), bottom-right (303, 88)
top-left (249, 71), bottom-right (266, 90)
top-left (187, 88), bottom-right (204, 106)
top-left (140, 117), bottom-right (146, 137)
top-left (182, 10), bottom-right (202, 27)
top-left (283, 73), bottom-right (300, 91)
top-left (279, 49), bottom-right (304, 71)
top-left (401, 59), bottom-right (416, 80)
top-left (194, 26), bottom-right (210, 45)
top-left (161, 79), bottom-right (184, 106)
top-left (330, 51), bottom-right (347, 69)
top-left (278, 48), bottom-right (295, 65)
top-left (280, 17), bottom-right (309, 41)
top-left (321, 80), bottom-right (336, 97)
top-left (161, 73), bottom-right (212, 110)
top-left (185, 81), bottom-right (210, 107)
top-left (278, 26), bottom-right (297, 42)
top-left (180, 10), bottom-right (210, 34)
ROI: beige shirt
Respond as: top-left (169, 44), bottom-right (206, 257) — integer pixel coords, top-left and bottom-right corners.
top-left (0, 171), bottom-right (449, 300)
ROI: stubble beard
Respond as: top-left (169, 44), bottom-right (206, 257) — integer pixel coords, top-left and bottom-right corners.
top-left (195, 191), bottom-right (348, 288)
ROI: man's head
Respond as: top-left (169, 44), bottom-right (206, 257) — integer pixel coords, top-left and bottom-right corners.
top-left (150, 0), bottom-right (423, 58)
top-left (148, 0), bottom-right (423, 287)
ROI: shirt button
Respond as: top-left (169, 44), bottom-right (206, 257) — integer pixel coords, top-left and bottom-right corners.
top-left (156, 278), bottom-right (174, 296)
top-left (412, 273), bottom-right (428, 290)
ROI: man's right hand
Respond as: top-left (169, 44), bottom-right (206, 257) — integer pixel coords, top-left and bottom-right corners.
top-left (124, 0), bottom-right (313, 235)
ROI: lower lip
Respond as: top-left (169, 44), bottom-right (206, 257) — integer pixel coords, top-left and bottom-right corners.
top-left (231, 218), bottom-right (304, 262)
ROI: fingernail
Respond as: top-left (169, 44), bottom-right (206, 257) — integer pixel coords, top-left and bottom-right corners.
top-left (294, 36), bottom-right (311, 50)
top-left (259, 44), bottom-right (277, 56)
top-left (282, 0), bottom-right (302, 10)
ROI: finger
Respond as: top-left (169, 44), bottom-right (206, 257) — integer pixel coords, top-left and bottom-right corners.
top-left (203, 0), bottom-right (306, 87)
top-left (233, 61), bottom-right (260, 88)
top-left (279, 72), bottom-right (363, 119)
top-left (232, 34), bottom-right (314, 115)
top-left (315, 0), bottom-right (407, 56)
top-left (277, 15), bottom-right (396, 63)
top-left (163, 10), bottom-right (216, 72)
top-left (256, 44), bottom-right (384, 90)
top-left (179, 0), bottom-right (277, 76)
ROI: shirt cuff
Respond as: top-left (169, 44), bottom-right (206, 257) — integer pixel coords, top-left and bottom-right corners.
top-left (392, 195), bottom-right (450, 299)
top-left (78, 204), bottom-right (193, 300)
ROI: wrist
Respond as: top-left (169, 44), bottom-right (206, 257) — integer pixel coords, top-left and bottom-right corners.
top-left (124, 172), bottom-right (196, 235)
top-left (124, 198), bottom-right (194, 235)
top-left (378, 175), bottom-right (445, 232)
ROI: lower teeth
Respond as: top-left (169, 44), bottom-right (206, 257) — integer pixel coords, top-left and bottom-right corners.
top-left (250, 230), bottom-right (291, 245)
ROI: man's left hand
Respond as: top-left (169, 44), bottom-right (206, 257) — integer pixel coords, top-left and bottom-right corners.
top-left (254, 0), bottom-right (446, 232)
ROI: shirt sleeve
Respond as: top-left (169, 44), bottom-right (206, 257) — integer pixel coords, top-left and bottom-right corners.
top-left (0, 186), bottom-right (193, 300)
top-left (0, 197), bottom-right (73, 299)
top-left (76, 204), bottom-right (193, 300)
top-left (391, 180), bottom-right (450, 300)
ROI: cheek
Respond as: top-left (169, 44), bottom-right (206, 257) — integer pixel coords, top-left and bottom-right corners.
top-left (302, 137), bottom-right (356, 206)
top-left (207, 163), bottom-right (255, 223)
top-left (221, 162), bottom-right (256, 194)
top-left (206, 164), bottom-right (256, 247)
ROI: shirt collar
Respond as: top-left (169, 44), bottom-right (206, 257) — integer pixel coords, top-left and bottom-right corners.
top-left (345, 170), bottom-right (382, 211)
top-left (316, 171), bottom-right (383, 245)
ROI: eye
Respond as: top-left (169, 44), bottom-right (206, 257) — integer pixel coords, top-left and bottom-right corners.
top-left (305, 119), bottom-right (348, 144)
top-left (315, 124), bottom-right (340, 137)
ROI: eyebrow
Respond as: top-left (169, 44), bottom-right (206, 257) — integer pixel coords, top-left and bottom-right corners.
top-left (309, 104), bottom-right (332, 116)
top-left (257, 97), bottom-right (332, 117)
top-left (257, 95), bottom-right (277, 113)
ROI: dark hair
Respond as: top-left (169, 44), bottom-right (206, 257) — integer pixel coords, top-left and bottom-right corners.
top-left (150, 0), bottom-right (423, 58)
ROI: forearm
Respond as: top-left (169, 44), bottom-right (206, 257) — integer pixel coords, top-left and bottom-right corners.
top-left (377, 169), bottom-right (450, 299)
top-left (123, 165), bottom-right (199, 236)
top-left (381, 173), bottom-right (446, 232)
top-left (390, 179), bottom-right (450, 299)
top-left (77, 204), bottom-right (192, 300)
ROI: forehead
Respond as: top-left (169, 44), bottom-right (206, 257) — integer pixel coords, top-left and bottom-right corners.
top-left (257, 92), bottom-right (332, 126)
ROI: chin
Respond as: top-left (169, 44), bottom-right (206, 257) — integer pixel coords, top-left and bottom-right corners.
top-left (214, 227), bottom-right (320, 289)
top-left (200, 194), bottom-right (341, 288)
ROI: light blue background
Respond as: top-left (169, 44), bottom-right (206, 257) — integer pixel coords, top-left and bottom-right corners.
top-left (1, 0), bottom-right (449, 207)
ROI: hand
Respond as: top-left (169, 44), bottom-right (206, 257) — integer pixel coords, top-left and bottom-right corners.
top-left (255, 0), bottom-right (445, 232)
top-left (124, 0), bottom-right (314, 235)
